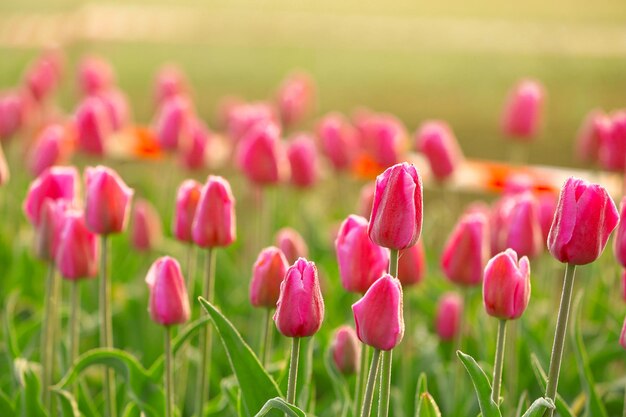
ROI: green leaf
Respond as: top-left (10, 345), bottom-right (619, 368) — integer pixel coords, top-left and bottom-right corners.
top-left (4, 293), bottom-right (22, 362)
top-left (456, 351), bottom-right (501, 417)
top-left (121, 402), bottom-right (141, 417)
top-left (254, 397), bottom-right (306, 417)
top-left (199, 297), bottom-right (282, 417)
top-left (55, 348), bottom-right (164, 417)
top-left (515, 391), bottom-right (528, 417)
top-left (323, 344), bottom-right (350, 417)
top-left (14, 358), bottom-right (46, 417)
top-left (0, 389), bottom-right (14, 416)
top-left (571, 293), bottom-right (608, 417)
top-left (51, 388), bottom-right (80, 417)
top-left (416, 373), bottom-right (428, 396)
top-left (529, 355), bottom-right (574, 417)
top-left (415, 392), bottom-right (442, 417)
top-left (520, 397), bottom-right (554, 417)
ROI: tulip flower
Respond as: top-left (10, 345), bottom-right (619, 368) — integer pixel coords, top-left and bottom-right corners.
top-left (441, 212), bottom-right (489, 286)
top-left (397, 240), bottom-right (426, 287)
top-left (331, 326), bottom-right (360, 375)
top-left (287, 133), bottom-right (318, 188)
top-left (24, 54), bottom-right (60, 102)
top-left (358, 182), bottom-right (375, 218)
top-left (275, 227), bottom-right (308, 264)
top-left (85, 166), bottom-right (134, 235)
top-left (355, 113), bottom-right (406, 168)
top-left (501, 79), bottom-right (544, 140)
top-left (28, 124), bottom-right (72, 177)
top-left (173, 179), bottom-right (202, 243)
top-left (96, 88), bottom-right (131, 131)
top-left (35, 198), bottom-right (73, 262)
top-left (621, 316), bottom-right (626, 350)
top-left (155, 95), bottom-right (193, 152)
top-left (614, 197), bottom-right (626, 268)
top-left (24, 166), bottom-right (80, 226)
top-left (0, 143), bottom-right (9, 186)
top-left (56, 210), bottom-right (99, 280)
top-left (0, 91), bottom-right (26, 141)
top-left (131, 199), bottom-right (162, 252)
top-left (236, 121), bottom-right (285, 186)
top-left (75, 97), bottom-right (112, 156)
top-left (78, 56), bottom-right (115, 96)
top-left (483, 249), bottom-right (531, 320)
top-left (226, 101), bottom-right (275, 142)
top-left (503, 192), bottom-right (543, 259)
top-left (503, 173), bottom-right (534, 195)
top-left (276, 72), bottom-right (314, 127)
top-left (537, 192), bottom-right (558, 243)
top-left (154, 65), bottom-right (188, 107)
top-left (416, 120), bottom-right (463, 182)
top-left (180, 118), bottom-right (210, 171)
top-left (575, 109), bottom-right (611, 163)
top-left (435, 292), bottom-right (463, 341)
top-left (368, 162), bottom-right (423, 251)
top-left (598, 111), bottom-right (626, 172)
top-left (335, 215), bottom-right (389, 294)
top-left (317, 113), bottom-right (358, 171)
top-left (191, 175), bottom-right (236, 248)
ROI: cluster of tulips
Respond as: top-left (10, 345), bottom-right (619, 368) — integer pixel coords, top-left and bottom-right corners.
top-left (2, 48), bottom-right (626, 417)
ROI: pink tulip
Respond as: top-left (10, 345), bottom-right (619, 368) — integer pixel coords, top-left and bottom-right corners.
top-left (397, 240), bottom-right (426, 287)
top-left (0, 91), bottom-right (26, 141)
top-left (0, 143), bottom-right (9, 186)
top-left (226, 101), bottom-right (276, 142)
top-left (620, 315), bottom-right (626, 350)
top-left (490, 195), bottom-right (515, 255)
top-left (331, 326), bottom-right (360, 375)
top-left (435, 292), bottom-right (463, 341)
top-left (35, 198), bottom-right (73, 261)
top-left (501, 79), bottom-right (545, 140)
top-left (24, 166), bottom-right (80, 226)
top-left (503, 173), bottom-right (534, 195)
top-left (56, 209), bottom-right (99, 280)
top-left (503, 192), bottom-right (543, 259)
top-left (274, 258), bottom-right (324, 337)
top-left (335, 215), bottom-right (389, 294)
top-left (236, 122), bottom-right (285, 185)
top-left (275, 228), bottom-right (308, 264)
top-left (287, 133), bottom-right (318, 188)
top-left (276, 73), bottom-right (314, 127)
top-left (146, 256), bottom-right (190, 326)
top-left (154, 95), bottom-right (193, 152)
top-left (28, 124), bottom-right (71, 177)
top-left (154, 65), bottom-right (188, 107)
top-left (352, 274), bottom-right (404, 351)
top-left (249, 246), bottom-right (289, 308)
top-left (614, 197), bottom-right (626, 267)
top-left (622, 271), bottom-right (626, 302)
top-left (75, 97), bottom-right (112, 156)
top-left (368, 162), bottom-right (423, 250)
top-left (192, 175), bottom-right (236, 248)
top-left (85, 166), bottom-right (134, 235)
top-left (416, 120), bottom-right (463, 181)
top-left (548, 177), bottom-right (619, 265)
top-left (537, 192), bottom-right (558, 243)
top-left (95, 88), bottom-right (130, 131)
top-left (575, 109), bottom-right (611, 163)
top-left (173, 179), bottom-right (202, 243)
top-left (599, 111), bottom-right (626, 172)
top-left (357, 182), bottom-right (375, 218)
top-left (441, 212), bottom-right (489, 286)
top-left (355, 113), bottom-right (406, 167)
top-left (78, 56), bottom-right (115, 96)
top-left (317, 113), bottom-right (358, 171)
top-left (23, 55), bottom-right (60, 102)
top-left (131, 199), bottom-right (162, 252)
top-left (179, 118), bottom-right (210, 171)
top-left (483, 249), bottom-right (531, 320)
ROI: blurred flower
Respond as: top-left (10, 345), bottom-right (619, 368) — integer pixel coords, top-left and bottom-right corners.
top-left (56, 209), bottom-right (99, 280)
top-left (483, 249), bottom-right (531, 320)
top-left (154, 95), bottom-right (193, 152)
top-left (24, 166), bottom-right (80, 226)
top-left (95, 88), bottom-right (131, 131)
top-left (357, 182), bottom-right (375, 218)
top-left (28, 124), bottom-right (72, 177)
top-left (397, 240), bottom-right (426, 287)
top-left (575, 109), bottom-right (611, 163)
top-left (355, 112), bottom-right (407, 167)
top-left (85, 165), bottom-right (134, 235)
top-left (287, 133), bottom-right (318, 188)
top-left (501, 79), bottom-right (545, 140)
top-left (131, 199), bottom-right (162, 252)
top-left (180, 118), bottom-right (210, 171)
top-left (435, 292), bottom-right (462, 341)
top-left (75, 97), bottom-right (112, 156)
top-left (317, 113), bottom-right (358, 171)
top-left (276, 72), bottom-right (314, 127)
top-left (154, 65), bottom-right (188, 107)
top-left (621, 316), bottom-right (626, 350)
top-left (598, 110), bottom-right (626, 172)
top-left (78, 55), bottom-right (115, 96)
top-left (173, 179), bottom-right (202, 243)
top-left (35, 199), bottom-right (73, 261)
top-left (0, 91), bottom-right (27, 141)
top-left (503, 192), bottom-right (543, 259)
top-left (275, 227), bottom-right (308, 264)
top-left (537, 192), bottom-right (558, 243)
top-left (226, 101), bottom-right (275, 143)
top-left (249, 246), bottom-right (289, 308)
top-left (503, 173), bottom-right (534, 195)
top-left (416, 120), bottom-right (463, 182)
top-left (236, 122), bottom-right (286, 185)
top-left (192, 175), bottom-right (236, 248)
top-left (614, 197), bottom-right (626, 268)
top-left (441, 212), bottom-right (489, 286)
top-left (23, 52), bottom-right (61, 102)
top-left (331, 326), bottom-right (360, 375)
top-left (146, 256), bottom-right (190, 326)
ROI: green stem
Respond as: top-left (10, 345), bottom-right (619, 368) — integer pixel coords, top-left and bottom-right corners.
top-left (260, 308), bottom-right (273, 367)
top-left (389, 249), bottom-right (398, 277)
top-left (165, 326), bottom-right (173, 417)
top-left (186, 244), bottom-right (196, 306)
top-left (491, 319), bottom-right (507, 404)
top-left (100, 235), bottom-right (116, 417)
top-left (287, 337), bottom-right (301, 405)
top-left (543, 263), bottom-right (576, 417)
top-left (196, 247), bottom-right (216, 417)
top-left (40, 263), bottom-right (55, 409)
top-left (377, 350), bottom-right (392, 417)
top-left (361, 349), bottom-right (381, 417)
top-left (69, 281), bottom-right (80, 398)
top-left (354, 344), bottom-right (368, 417)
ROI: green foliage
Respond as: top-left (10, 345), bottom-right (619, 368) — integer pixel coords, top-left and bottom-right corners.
top-left (456, 351), bottom-right (501, 417)
top-left (254, 397), bottom-right (306, 417)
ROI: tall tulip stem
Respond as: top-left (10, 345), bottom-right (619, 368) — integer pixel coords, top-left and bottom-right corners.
top-left (165, 326), bottom-right (174, 417)
top-left (196, 247), bottom-right (216, 416)
top-left (100, 235), bottom-right (116, 417)
top-left (544, 263), bottom-right (576, 417)
top-left (41, 263), bottom-right (58, 411)
top-left (389, 249), bottom-right (398, 277)
top-left (361, 349), bottom-right (381, 417)
top-left (260, 308), bottom-right (273, 366)
top-left (491, 319), bottom-right (507, 404)
top-left (354, 344), bottom-right (368, 417)
top-left (287, 337), bottom-right (301, 405)
top-left (69, 281), bottom-right (80, 397)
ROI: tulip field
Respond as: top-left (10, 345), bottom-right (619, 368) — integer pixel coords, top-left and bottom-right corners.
top-left (2, 2), bottom-right (626, 417)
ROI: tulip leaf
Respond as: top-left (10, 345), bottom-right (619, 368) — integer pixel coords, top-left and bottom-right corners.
top-left (121, 402), bottom-right (141, 417)
top-left (199, 297), bottom-right (282, 417)
top-left (254, 397), bottom-right (306, 417)
top-left (571, 294), bottom-right (608, 417)
top-left (13, 358), bottom-right (46, 417)
top-left (520, 397), bottom-right (554, 417)
top-left (456, 351), bottom-right (502, 417)
top-left (515, 391), bottom-right (529, 417)
top-left (54, 347), bottom-right (164, 417)
top-left (51, 388), bottom-right (80, 417)
top-left (0, 389), bottom-right (14, 416)
top-left (323, 344), bottom-right (351, 417)
top-left (529, 354), bottom-right (575, 417)
top-left (416, 372), bottom-right (428, 396)
top-left (415, 392), bottom-right (442, 417)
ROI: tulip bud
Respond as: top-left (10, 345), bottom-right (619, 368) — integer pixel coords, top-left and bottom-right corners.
top-left (547, 177), bottom-right (619, 265)
top-left (398, 240), bottom-right (426, 287)
top-left (0, 143), bottom-right (9, 186)
top-left (146, 256), bottom-right (190, 326)
top-left (276, 73), bottom-right (314, 127)
top-left (249, 246), bottom-right (289, 308)
top-left (503, 192), bottom-right (543, 259)
top-left (537, 192), bottom-right (558, 243)
top-left (620, 315), bottom-right (626, 350)
top-left (35, 199), bottom-right (73, 261)
top-left (28, 124), bottom-right (72, 177)
top-left (0, 91), bottom-right (26, 141)
top-left (368, 162), bottom-right (423, 250)
top-left (355, 113), bottom-right (406, 168)
top-left (275, 228), bottom-right (308, 264)
top-left (56, 210), bottom-right (99, 280)
top-left (317, 113), bottom-right (358, 171)
top-left (236, 122), bottom-right (286, 185)
top-left (416, 120), bottom-right (463, 182)
top-left (24, 166), bottom-right (80, 226)
top-left (501, 79), bottom-right (544, 140)
top-left (155, 95), bottom-right (193, 152)
top-left (226, 102), bottom-right (276, 142)
top-left (180, 118), bottom-right (210, 171)
top-left (24, 55), bottom-right (60, 102)
top-left (287, 133), bottom-right (318, 188)
top-left (352, 274), bottom-right (404, 351)
top-left (78, 56), bottom-right (114, 96)
top-left (173, 179), bottom-right (202, 243)
top-left (435, 292), bottom-right (463, 341)
top-left (335, 215), bottom-right (389, 294)
top-left (575, 109), bottom-right (611, 163)
top-left (131, 199), bottom-right (162, 252)
top-left (192, 175), bottom-right (236, 248)
top-left (441, 212), bottom-right (489, 286)
top-left (483, 249), bottom-right (531, 320)
top-left (96, 88), bottom-right (130, 131)
top-left (331, 326), bottom-right (360, 375)
top-left (357, 182), bottom-right (375, 218)
top-left (85, 166), bottom-right (134, 235)
top-left (614, 197), bottom-right (626, 268)
top-left (75, 97), bottom-right (112, 156)
top-left (274, 258), bottom-right (324, 337)
top-left (154, 65), bottom-right (188, 107)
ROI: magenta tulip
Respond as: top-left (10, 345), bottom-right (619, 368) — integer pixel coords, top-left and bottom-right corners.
top-left (599, 111), bottom-right (626, 172)
top-left (274, 258), bottom-right (324, 338)
top-left (575, 109), bottom-right (611, 163)
top-left (131, 199), bottom-right (162, 252)
top-left (226, 101), bottom-right (276, 142)
top-left (275, 228), bottom-right (308, 264)
top-left (24, 166), bottom-right (80, 226)
top-left (154, 65), bottom-right (188, 107)
top-left (85, 166), bottom-right (134, 235)
top-left (249, 246), bottom-right (289, 308)
top-left (358, 182), bottom-right (375, 218)
top-left (483, 249), bottom-right (531, 320)
top-left (276, 73), bottom-right (314, 127)
top-left (547, 177), bottom-right (619, 265)
top-left (35, 198), bottom-right (73, 261)
top-left (317, 113), bottom-right (358, 171)
top-left (538, 192), bottom-right (558, 243)
top-left (501, 79), bottom-right (544, 140)
top-left (614, 197), bottom-right (626, 267)
top-left (287, 133), bottom-right (318, 188)
top-left (416, 120), bottom-right (463, 181)
top-left (0, 91), bottom-right (26, 141)
top-left (28, 124), bottom-right (71, 177)
top-left (96, 88), bottom-right (131, 131)
top-left (435, 292), bottom-right (463, 341)
top-left (503, 192), bottom-right (543, 259)
top-left (56, 210), bottom-right (99, 280)
top-left (368, 162), bottom-right (423, 250)
top-left (441, 212), bottom-right (489, 286)
top-left (146, 256), bottom-right (190, 326)
top-left (397, 240), bottom-right (426, 287)
top-left (24, 54), bottom-right (60, 102)
top-left (191, 175), bottom-right (236, 248)
top-left (173, 179), bottom-right (202, 243)
top-left (236, 122), bottom-right (285, 185)
top-left (331, 326), bottom-right (360, 375)
top-left (75, 97), bottom-right (112, 156)
top-left (154, 95), bottom-right (193, 152)
top-left (179, 118), bottom-right (210, 171)
top-left (355, 113), bottom-right (406, 168)
top-left (621, 316), bottom-right (626, 350)
top-left (78, 56), bottom-right (114, 96)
